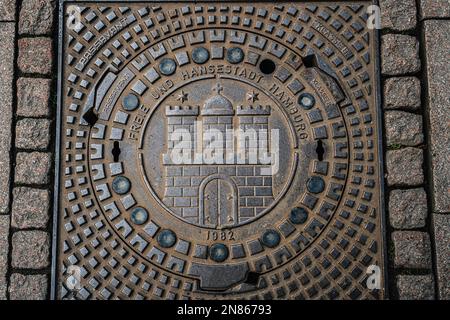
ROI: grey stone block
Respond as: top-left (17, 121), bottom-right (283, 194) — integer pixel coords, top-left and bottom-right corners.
top-left (0, 0), bottom-right (16, 21)
top-left (423, 20), bottom-right (450, 213)
top-left (433, 214), bottom-right (450, 299)
top-left (419, 0), bottom-right (450, 18)
top-left (380, 0), bottom-right (417, 31)
top-left (174, 176), bottom-right (191, 187)
top-left (396, 275), bottom-right (435, 300)
top-left (166, 166), bottom-right (182, 176)
top-left (200, 167), bottom-right (217, 175)
top-left (18, 37), bottom-right (53, 74)
top-left (174, 197), bottom-right (190, 207)
top-left (182, 187), bottom-right (198, 197)
top-left (0, 274), bottom-right (6, 300)
top-left (384, 77), bottom-right (421, 111)
top-left (237, 167), bottom-right (254, 176)
top-left (11, 187), bottom-right (50, 229)
top-left (165, 187), bottom-right (182, 197)
top-left (19, 0), bottom-right (54, 35)
top-left (12, 231), bottom-right (50, 269)
top-left (247, 177), bottom-right (263, 186)
top-left (15, 152), bottom-right (51, 185)
top-left (385, 111), bottom-right (424, 147)
top-left (218, 166), bottom-right (236, 176)
top-left (382, 34), bottom-right (420, 75)
top-left (15, 118), bottom-right (51, 150)
top-left (17, 78), bottom-right (52, 117)
top-left (239, 187), bottom-right (254, 196)
top-left (183, 166), bottom-right (199, 176)
top-left (167, 117), bottom-right (181, 125)
top-left (386, 148), bottom-right (424, 187)
top-left (392, 231), bottom-right (432, 269)
top-left (247, 197), bottom-right (263, 207)
top-left (0, 23), bottom-right (15, 213)
top-left (255, 187), bottom-right (272, 196)
top-left (9, 274), bottom-right (47, 300)
top-left (389, 188), bottom-right (428, 229)
top-left (239, 207), bottom-right (254, 217)
top-left (0, 215), bottom-right (9, 299)
top-left (182, 117), bottom-right (196, 125)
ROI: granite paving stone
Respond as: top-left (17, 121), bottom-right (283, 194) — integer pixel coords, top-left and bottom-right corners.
top-left (392, 231), bottom-right (432, 269)
top-left (14, 152), bottom-right (51, 185)
top-left (420, 0), bottom-right (450, 19)
top-left (9, 274), bottom-right (47, 300)
top-left (11, 187), bottom-right (50, 229)
top-left (396, 275), bottom-right (435, 300)
top-left (0, 23), bottom-right (15, 213)
top-left (17, 78), bottom-right (52, 117)
top-left (18, 37), bottom-right (53, 75)
top-left (433, 214), bottom-right (450, 299)
top-left (382, 34), bottom-right (420, 75)
top-left (19, 0), bottom-right (55, 35)
top-left (386, 148), bottom-right (424, 187)
top-left (0, 275), bottom-right (6, 300)
top-left (423, 20), bottom-right (450, 213)
top-left (384, 77), bottom-right (421, 111)
top-left (12, 231), bottom-right (50, 269)
top-left (385, 111), bottom-right (424, 147)
top-left (0, 0), bottom-right (16, 21)
top-left (389, 188), bottom-right (428, 229)
top-left (15, 118), bottom-right (51, 150)
top-left (380, 0), bottom-right (417, 31)
top-left (0, 215), bottom-right (10, 300)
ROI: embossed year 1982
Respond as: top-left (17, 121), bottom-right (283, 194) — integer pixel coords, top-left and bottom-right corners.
top-left (206, 230), bottom-right (235, 241)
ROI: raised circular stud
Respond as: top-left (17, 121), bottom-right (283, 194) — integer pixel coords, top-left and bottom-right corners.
top-left (122, 93), bottom-right (140, 111)
top-left (290, 207), bottom-right (309, 224)
top-left (157, 229), bottom-right (177, 248)
top-left (192, 47), bottom-right (210, 64)
top-left (130, 207), bottom-right (149, 225)
top-left (159, 58), bottom-right (177, 75)
top-left (209, 243), bottom-right (229, 262)
top-left (306, 176), bottom-right (325, 194)
top-left (298, 93), bottom-right (316, 110)
top-left (261, 229), bottom-right (281, 248)
top-left (226, 47), bottom-right (244, 64)
top-left (111, 176), bottom-right (131, 195)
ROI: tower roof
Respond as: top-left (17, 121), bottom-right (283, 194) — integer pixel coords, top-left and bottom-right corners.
top-left (201, 84), bottom-right (235, 116)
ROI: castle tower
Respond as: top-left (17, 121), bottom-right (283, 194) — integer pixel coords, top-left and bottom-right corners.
top-left (236, 105), bottom-right (271, 166)
top-left (201, 84), bottom-right (234, 165)
top-left (234, 104), bottom-right (274, 220)
top-left (163, 105), bottom-right (199, 165)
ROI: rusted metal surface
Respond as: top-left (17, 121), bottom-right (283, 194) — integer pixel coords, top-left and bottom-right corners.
top-left (54, 1), bottom-right (386, 300)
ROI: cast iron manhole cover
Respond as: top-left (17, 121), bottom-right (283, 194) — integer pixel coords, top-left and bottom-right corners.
top-left (53, 1), bottom-right (387, 300)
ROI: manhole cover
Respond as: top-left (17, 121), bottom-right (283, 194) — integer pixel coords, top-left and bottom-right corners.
top-left (53, 1), bottom-right (386, 300)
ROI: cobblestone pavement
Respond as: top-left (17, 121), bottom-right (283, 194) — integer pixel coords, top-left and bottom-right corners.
top-left (0, 0), bottom-right (448, 300)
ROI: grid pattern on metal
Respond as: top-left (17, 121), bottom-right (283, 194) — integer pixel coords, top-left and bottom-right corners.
top-left (54, 1), bottom-right (386, 300)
